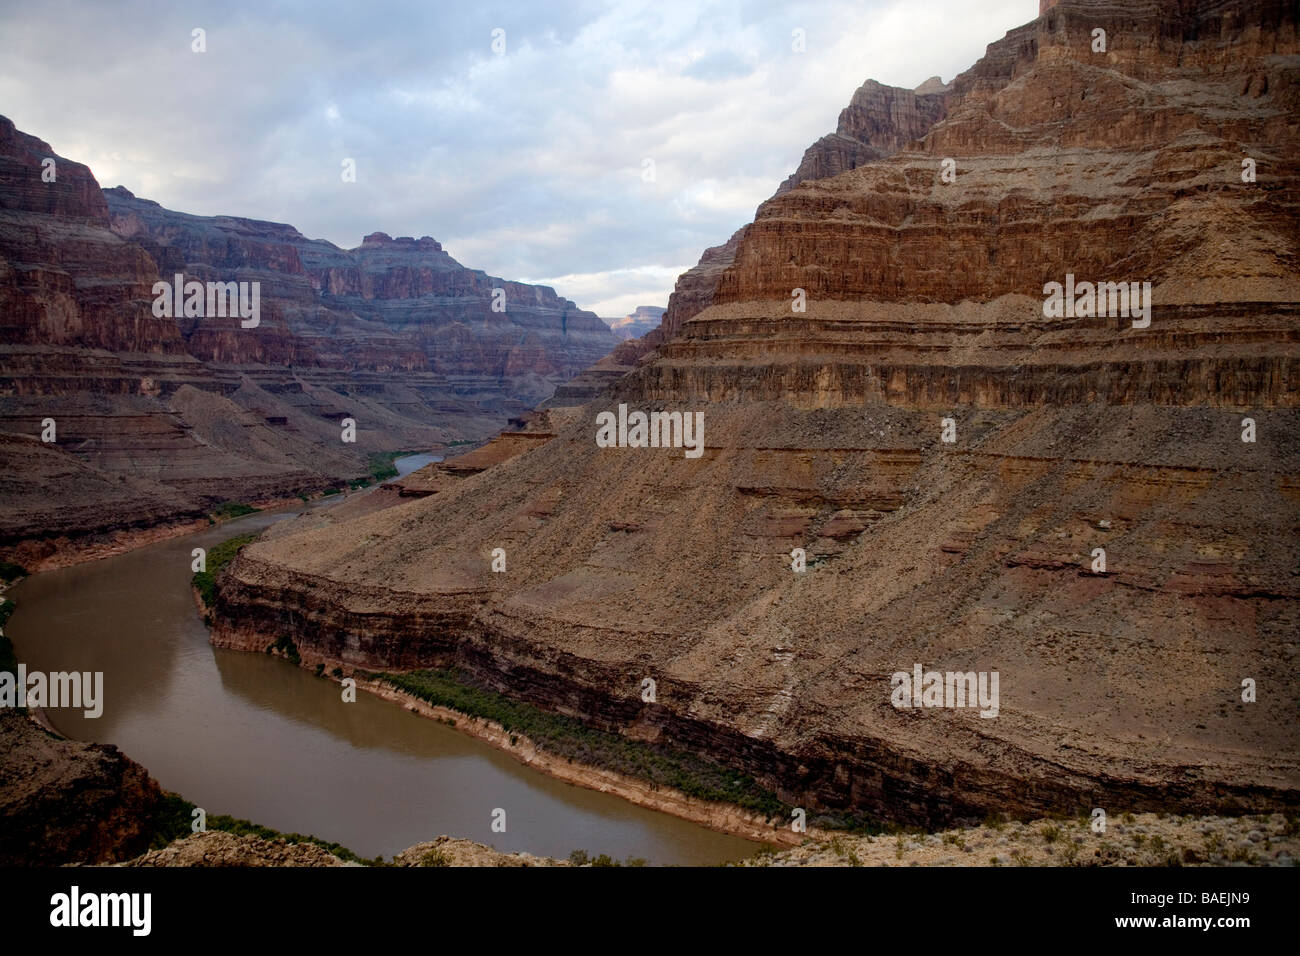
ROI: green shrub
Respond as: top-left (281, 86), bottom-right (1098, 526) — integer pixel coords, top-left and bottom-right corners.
top-left (191, 533), bottom-right (258, 611)
top-left (0, 560), bottom-right (27, 584)
top-left (567, 849), bottom-right (643, 867)
top-left (210, 501), bottom-right (259, 521)
top-left (145, 792), bottom-right (373, 863)
top-left (366, 453), bottom-right (401, 483)
top-left (420, 848), bottom-right (452, 867)
top-left (272, 633), bottom-right (301, 665)
top-left (382, 667), bottom-right (791, 819)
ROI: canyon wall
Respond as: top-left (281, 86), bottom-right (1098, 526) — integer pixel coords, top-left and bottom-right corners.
top-left (605, 306), bottom-right (666, 341)
top-left (215, 0), bottom-right (1299, 828)
top-left (621, 70), bottom-right (956, 362)
top-left (0, 118), bottom-right (615, 567)
top-left (104, 188), bottom-right (615, 409)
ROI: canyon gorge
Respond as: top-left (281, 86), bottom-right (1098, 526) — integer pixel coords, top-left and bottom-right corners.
top-left (0, 120), bottom-right (615, 569)
top-left (2, 0), bottom-right (1298, 870)
top-left (210, 0), bottom-right (1300, 832)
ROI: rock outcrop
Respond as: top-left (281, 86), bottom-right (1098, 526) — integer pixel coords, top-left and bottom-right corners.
top-left (123, 830), bottom-right (348, 867)
top-left (0, 712), bottom-right (163, 865)
top-left (774, 79), bottom-right (950, 197)
top-left (620, 72), bottom-right (952, 361)
top-left (605, 306), bottom-right (666, 341)
top-left (390, 836), bottom-right (565, 867)
top-left (213, 0), bottom-right (1300, 830)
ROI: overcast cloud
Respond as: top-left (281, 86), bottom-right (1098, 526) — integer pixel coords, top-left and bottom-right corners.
top-left (0, 0), bottom-right (1029, 316)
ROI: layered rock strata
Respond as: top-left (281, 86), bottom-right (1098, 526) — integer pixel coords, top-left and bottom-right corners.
top-left (0, 118), bottom-right (614, 566)
top-left (214, 0), bottom-right (1300, 828)
top-left (605, 306), bottom-right (666, 341)
top-left (104, 189), bottom-right (615, 411)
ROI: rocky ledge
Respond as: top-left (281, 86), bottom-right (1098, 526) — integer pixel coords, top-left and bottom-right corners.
top-left (0, 711), bottom-right (162, 865)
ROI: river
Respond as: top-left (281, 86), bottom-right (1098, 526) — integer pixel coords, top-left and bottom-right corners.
top-left (5, 453), bottom-right (758, 865)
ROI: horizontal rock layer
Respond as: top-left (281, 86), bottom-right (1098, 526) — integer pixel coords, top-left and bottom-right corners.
top-left (214, 0), bottom-right (1300, 826)
top-left (0, 117), bottom-right (615, 563)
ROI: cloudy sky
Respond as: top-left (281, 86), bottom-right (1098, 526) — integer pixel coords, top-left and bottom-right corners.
top-left (0, 0), bottom-right (1028, 317)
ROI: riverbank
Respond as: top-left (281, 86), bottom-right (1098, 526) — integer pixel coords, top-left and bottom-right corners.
top-left (6, 491), bottom-right (758, 865)
top-left (219, 622), bottom-right (803, 846)
top-left (2, 448), bottom-right (438, 575)
top-left (356, 673), bottom-right (801, 846)
top-left (199, 552), bottom-right (805, 845)
top-left (7, 492), bottom-right (304, 574)
top-left (7, 697), bottom-right (1295, 868)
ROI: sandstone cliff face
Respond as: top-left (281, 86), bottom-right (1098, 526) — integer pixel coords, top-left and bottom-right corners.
top-left (0, 118), bottom-right (187, 355)
top-left (630, 72), bottom-right (953, 357)
top-left (0, 118), bottom-right (614, 566)
top-left (215, 0), bottom-right (1299, 829)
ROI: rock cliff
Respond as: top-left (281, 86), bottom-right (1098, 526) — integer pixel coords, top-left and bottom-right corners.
top-left (621, 71), bottom-right (954, 360)
top-left (0, 118), bottom-right (615, 567)
top-left (104, 189), bottom-right (615, 409)
top-left (605, 306), bottom-right (666, 341)
top-left (214, 0), bottom-right (1300, 829)
top-left (0, 712), bottom-right (163, 865)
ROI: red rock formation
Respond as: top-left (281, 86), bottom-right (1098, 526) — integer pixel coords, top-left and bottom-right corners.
top-left (605, 306), bottom-right (666, 341)
top-left (775, 79), bottom-right (950, 197)
top-left (0, 120), bottom-right (616, 565)
top-left (215, 0), bottom-right (1300, 830)
top-left (0, 119), bottom-right (187, 354)
top-left (614, 72), bottom-right (953, 361)
top-left (104, 188), bottom-right (615, 407)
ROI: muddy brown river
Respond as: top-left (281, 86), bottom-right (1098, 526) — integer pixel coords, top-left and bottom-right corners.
top-left (5, 454), bottom-right (758, 864)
